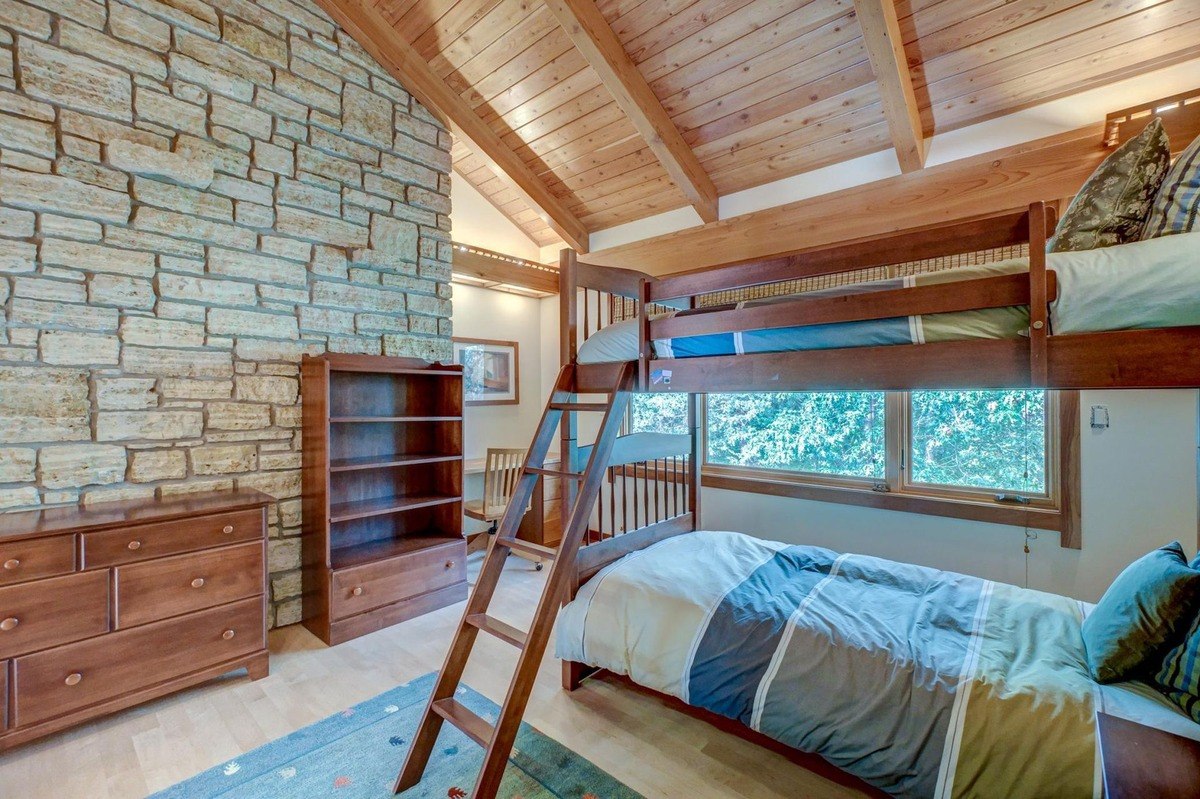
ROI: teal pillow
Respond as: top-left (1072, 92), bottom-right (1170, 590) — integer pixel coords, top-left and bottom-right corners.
top-left (1155, 610), bottom-right (1200, 722)
top-left (1081, 541), bottom-right (1200, 683)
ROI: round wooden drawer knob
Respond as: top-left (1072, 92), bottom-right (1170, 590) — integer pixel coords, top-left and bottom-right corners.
top-left (3, 559), bottom-right (19, 571)
top-left (222, 629), bottom-right (235, 640)
top-left (351, 586), bottom-right (363, 597)
top-left (222, 525), bottom-right (234, 534)
top-left (64, 673), bottom-right (82, 686)
top-left (127, 540), bottom-right (142, 551)
top-left (191, 577), bottom-right (206, 589)
top-left (445, 561), bottom-right (455, 569)
top-left (0, 617), bottom-right (18, 631)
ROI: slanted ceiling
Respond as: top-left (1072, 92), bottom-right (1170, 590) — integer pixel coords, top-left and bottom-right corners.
top-left (325, 0), bottom-right (1200, 250)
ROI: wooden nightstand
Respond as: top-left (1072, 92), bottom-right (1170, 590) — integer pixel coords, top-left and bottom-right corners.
top-left (1098, 711), bottom-right (1200, 798)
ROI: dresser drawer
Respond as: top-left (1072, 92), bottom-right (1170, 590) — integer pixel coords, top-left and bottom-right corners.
top-left (1, 660), bottom-right (7, 732)
top-left (331, 540), bottom-right (465, 620)
top-left (115, 542), bottom-right (263, 629)
top-left (81, 509), bottom-right (263, 568)
top-left (0, 571), bottom-right (109, 659)
top-left (12, 597), bottom-right (263, 728)
top-left (0, 536), bottom-right (74, 587)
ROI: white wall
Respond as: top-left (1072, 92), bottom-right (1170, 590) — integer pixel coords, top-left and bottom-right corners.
top-left (700, 390), bottom-right (1198, 602)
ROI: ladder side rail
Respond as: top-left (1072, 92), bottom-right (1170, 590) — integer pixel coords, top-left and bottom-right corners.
top-left (471, 364), bottom-right (636, 798)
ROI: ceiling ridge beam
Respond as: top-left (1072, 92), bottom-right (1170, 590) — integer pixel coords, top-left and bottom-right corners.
top-left (545, 0), bottom-right (720, 224)
top-left (313, 0), bottom-right (590, 252)
top-left (854, 0), bottom-right (927, 173)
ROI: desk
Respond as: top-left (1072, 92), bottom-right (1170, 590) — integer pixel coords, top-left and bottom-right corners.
top-left (463, 456), bottom-right (561, 548)
top-left (1098, 711), bottom-right (1200, 798)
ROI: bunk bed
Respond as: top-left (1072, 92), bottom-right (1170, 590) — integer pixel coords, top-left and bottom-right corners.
top-left (398, 201), bottom-right (1200, 799)
top-left (547, 201), bottom-right (1200, 799)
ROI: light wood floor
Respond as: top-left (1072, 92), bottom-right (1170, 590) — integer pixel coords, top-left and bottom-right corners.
top-left (0, 553), bottom-right (866, 798)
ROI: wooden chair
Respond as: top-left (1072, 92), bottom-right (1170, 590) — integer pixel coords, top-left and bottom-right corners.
top-left (464, 448), bottom-right (541, 569)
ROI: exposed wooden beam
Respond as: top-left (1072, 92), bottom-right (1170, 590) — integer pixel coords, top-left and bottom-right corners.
top-left (854, 0), bottom-right (927, 172)
top-left (313, 0), bottom-right (591, 252)
top-left (545, 0), bottom-right (720, 224)
top-left (586, 124), bottom-right (1112, 274)
top-left (451, 165), bottom-right (547, 251)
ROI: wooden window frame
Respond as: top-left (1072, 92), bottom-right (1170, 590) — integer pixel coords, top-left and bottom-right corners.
top-left (702, 390), bottom-right (1081, 549)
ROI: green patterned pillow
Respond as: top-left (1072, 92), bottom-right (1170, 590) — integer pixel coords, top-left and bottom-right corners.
top-left (1049, 118), bottom-right (1170, 252)
top-left (1156, 609), bottom-right (1200, 722)
top-left (1081, 541), bottom-right (1200, 683)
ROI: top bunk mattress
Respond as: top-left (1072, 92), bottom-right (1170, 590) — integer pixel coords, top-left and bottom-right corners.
top-left (576, 232), bottom-right (1200, 364)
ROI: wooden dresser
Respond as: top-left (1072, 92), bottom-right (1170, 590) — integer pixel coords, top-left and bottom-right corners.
top-left (0, 489), bottom-right (271, 750)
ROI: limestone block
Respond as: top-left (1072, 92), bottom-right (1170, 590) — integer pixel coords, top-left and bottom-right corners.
top-left (0, 167), bottom-right (130, 223)
top-left (96, 377), bottom-right (158, 410)
top-left (0, 447), bottom-right (36, 482)
top-left (342, 82), bottom-right (391, 149)
top-left (383, 333), bottom-right (452, 363)
top-left (0, 238), bottom-right (35, 272)
top-left (122, 345), bottom-right (233, 378)
top-left (120, 316), bottom-right (206, 347)
top-left (190, 443), bottom-right (257, 475)
top-left (40, 331), bottom-right (120, 365)
top-left (208, 307), bottom-right (299, 340)
top-left (129, 448), bottom-right (187, 482)
top-left (0, 110), bottom-right (54, 158)
top-left (207, 401), bottom-right (270, 430)
top-left (235, 375), bottom-right (298, 404)
top-left (0, 487), bottom-right (40, 510)
top-left (38, 443), bottom-right (126, 488)
top-left (275, 206), bottom-right (367, 248)
top-left (108, 139), bottom-right (214, 189)
top-left (88, 274), bottom-right (155, 309)
top-left (208, 246), bottom-right (306, 286)
top-left (59, 20), bottom-right (167, 81)
top-left (97, 410), bottom-right (204, 441)
top-left (18, 38), bottom-right (131, 121)
top-left (222, 16), bottom-right (285, 66)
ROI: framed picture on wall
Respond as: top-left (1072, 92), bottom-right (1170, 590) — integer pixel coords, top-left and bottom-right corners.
top-left (453, 337), bottom-right (520, 406)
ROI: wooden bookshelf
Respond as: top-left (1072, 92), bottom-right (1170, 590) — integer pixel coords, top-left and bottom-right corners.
top-left (300, 353), bottom-right (466, 646)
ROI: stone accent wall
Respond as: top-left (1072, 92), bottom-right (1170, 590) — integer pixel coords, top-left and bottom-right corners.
top-left (0, 0), bottom-right (454, 626)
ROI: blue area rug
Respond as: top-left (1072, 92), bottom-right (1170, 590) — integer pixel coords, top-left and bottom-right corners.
top-left (152, 672), bottom-right (642, 798)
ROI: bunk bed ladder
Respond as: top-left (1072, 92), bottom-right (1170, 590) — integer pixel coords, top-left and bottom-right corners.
top-left (393, 361), bottom-right (637, 799)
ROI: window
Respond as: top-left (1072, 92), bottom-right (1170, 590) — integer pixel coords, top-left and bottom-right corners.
top-left (704, 389), bottom-right (1077, 536)
top-left (629, 393), bottom-right (688, 435)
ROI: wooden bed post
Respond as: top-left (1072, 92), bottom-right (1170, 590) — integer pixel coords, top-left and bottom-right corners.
top-left (688, 392), bottom-right (701, 527)
top-left (559, 249), bottom-right (579, 525)
top-left (1028, 201), bottom-right (1049, 387)
top-left (637, 277), bottom-right (651, 390)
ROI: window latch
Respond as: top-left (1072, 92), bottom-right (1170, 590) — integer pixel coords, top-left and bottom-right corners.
top-left (871, 482), bottom-right (890, 493)
top-left (994, 493), bottom-right (1031, 505)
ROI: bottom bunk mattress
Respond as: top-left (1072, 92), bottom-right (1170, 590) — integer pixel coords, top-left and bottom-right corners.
top-left (575, 231), bottom-right (1200, 364)
top-left (557, 530), bottom-right (1105, 798)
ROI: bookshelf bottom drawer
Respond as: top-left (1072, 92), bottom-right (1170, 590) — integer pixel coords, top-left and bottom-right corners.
top-left (330, 539), bottom-right (466, 620)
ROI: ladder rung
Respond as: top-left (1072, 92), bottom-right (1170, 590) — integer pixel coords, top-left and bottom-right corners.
top-left (466, 613), bottom-right (527, 649)
top-left (500, 537), bottom-right (557, 560)
top-left (431, 698), bottom-right (494, 748)
top-left (549, 401), bottom-right (610, 412)
top-left (524, 466), bottom-right (583, 480)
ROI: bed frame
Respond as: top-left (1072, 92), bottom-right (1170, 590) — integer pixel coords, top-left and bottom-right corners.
top-left (555, 200), bottom-right (1200, 788)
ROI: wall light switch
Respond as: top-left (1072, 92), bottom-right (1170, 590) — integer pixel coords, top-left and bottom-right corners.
top-left (1090, 405), bottom-right (1110, 429)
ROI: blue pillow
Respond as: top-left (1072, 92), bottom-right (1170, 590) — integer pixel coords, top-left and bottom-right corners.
top-left (1081, 542), bottom-right (1200, 683)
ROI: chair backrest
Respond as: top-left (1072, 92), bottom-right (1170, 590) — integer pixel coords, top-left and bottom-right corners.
top-left (482, 448), bottom-right (528, 516)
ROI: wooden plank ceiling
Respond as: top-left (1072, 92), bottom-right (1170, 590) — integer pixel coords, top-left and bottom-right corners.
top-left (359, 0), bottom-right (1200, 250)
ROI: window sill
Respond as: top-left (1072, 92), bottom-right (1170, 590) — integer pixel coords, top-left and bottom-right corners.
top-left (702, 470), bottom-right (1066, 533)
